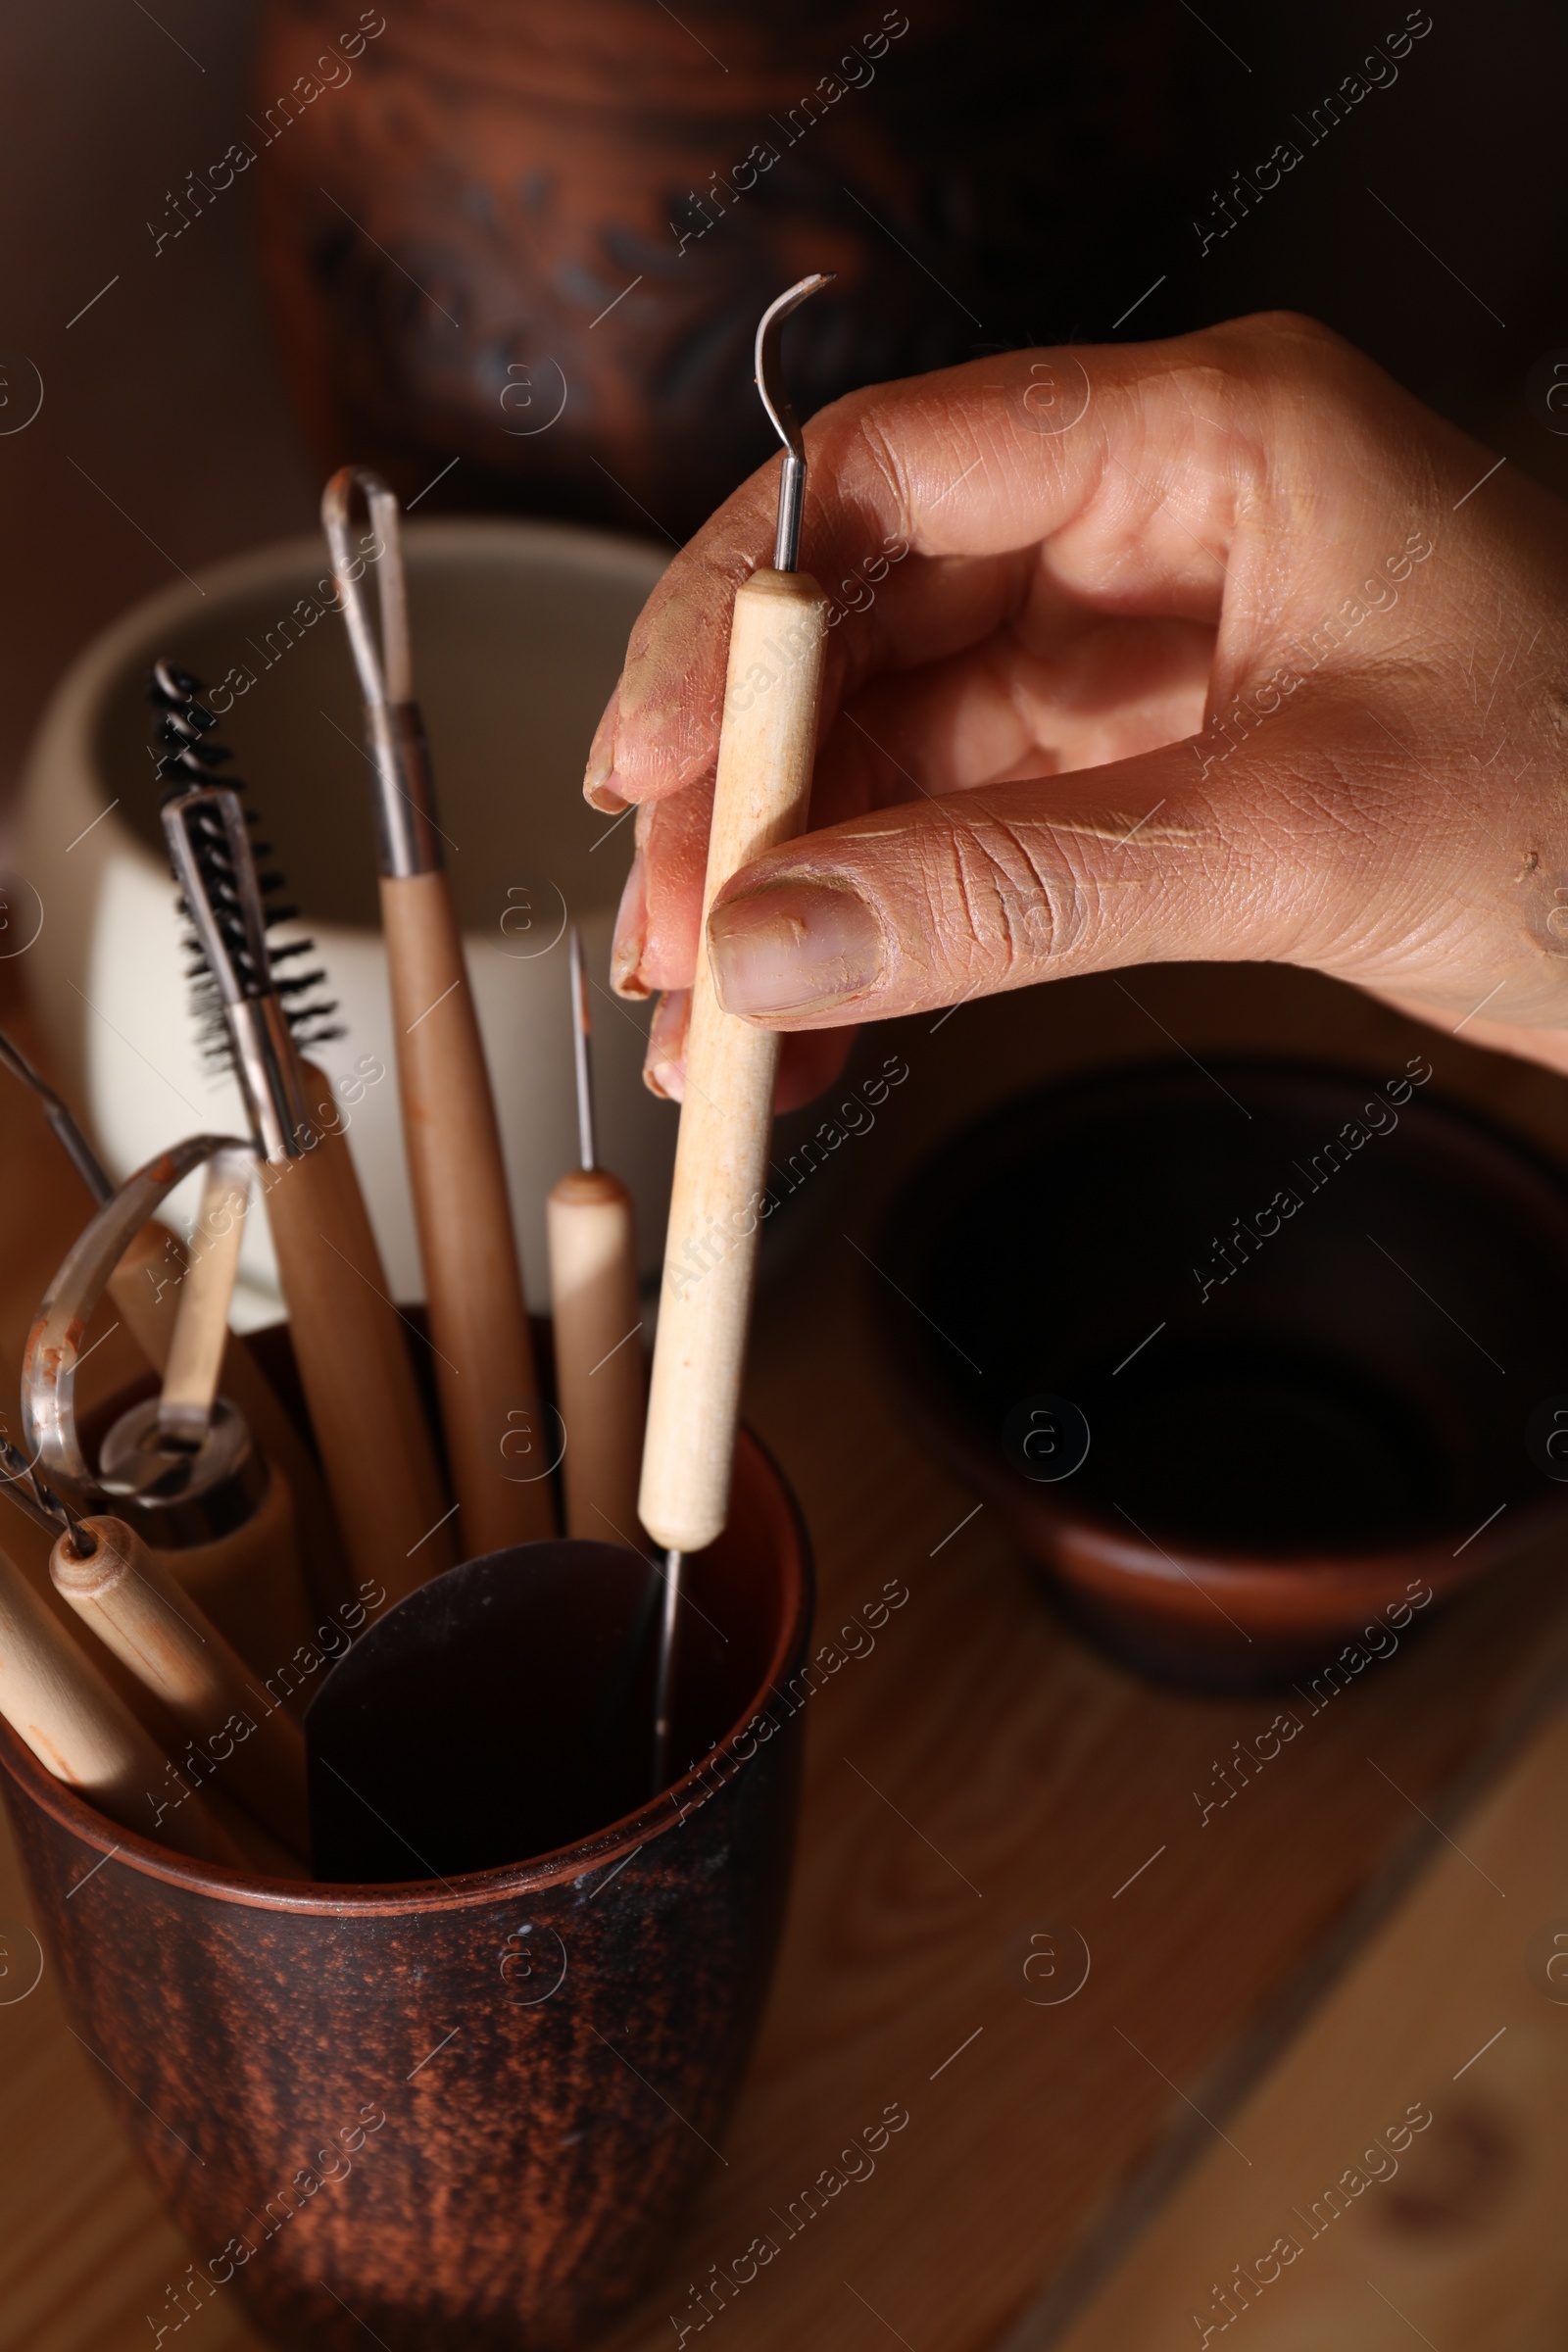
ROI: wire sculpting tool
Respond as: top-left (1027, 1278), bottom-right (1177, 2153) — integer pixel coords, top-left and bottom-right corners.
top-left (638, 272), bottom-right (834, 1789)
top-left (321, 468), bottom-right (554, 1553)
top-left (152, 667), bottom-right (452, 1603)
top-left (547, 924), bottom-right (645, 1544)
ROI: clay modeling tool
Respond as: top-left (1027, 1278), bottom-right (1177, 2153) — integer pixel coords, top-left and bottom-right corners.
top-left (638, 272), bottom-right (834, 1788)
top-left (321, 468), bottom-right (554, 1554)
top-left (547, 924), bottom-right (645, 1544)
top-left (0, 1445), bottom-right (245, 1865)
top-left (150, 683), bottom-right (453, 1603)
top-left (2, 975), bottom-right (346, 1629)
top-left (23, 1132), bottom-right (321, 1670)
top-left (50, 1512), bottom-right (310, 1864)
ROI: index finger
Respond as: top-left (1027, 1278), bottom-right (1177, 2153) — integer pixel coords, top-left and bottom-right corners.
top-left (581, 313), bottom-right (1364, 813)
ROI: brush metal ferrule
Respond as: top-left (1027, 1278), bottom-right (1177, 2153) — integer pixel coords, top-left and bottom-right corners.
top-left (228, 996), bottom-right (313, 1163)
top-left (366, 700), bottom-right (444, 877)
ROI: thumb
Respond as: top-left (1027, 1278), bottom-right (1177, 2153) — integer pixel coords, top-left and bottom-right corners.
top-left (703, 714), bottom-right (1369, 1026)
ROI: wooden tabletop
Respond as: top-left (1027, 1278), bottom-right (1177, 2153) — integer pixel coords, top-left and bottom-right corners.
top-left (3, 949), bottom-right (1567, 2351)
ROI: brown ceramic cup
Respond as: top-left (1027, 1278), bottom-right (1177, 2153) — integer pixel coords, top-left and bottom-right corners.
top-left (872, 1057), bottom-right (1568, 1690)
top-left (0, 1427), bottom-right (811, 2352)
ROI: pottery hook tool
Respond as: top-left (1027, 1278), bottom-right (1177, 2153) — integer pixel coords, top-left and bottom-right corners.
top-left (321, 468), bottom-right (555, 1554)
top-left (152, 684), bottom-right (453, 1603)
top-left (547, 924), bottom-right (645, 1544)
top-left (638, 271), bottom-right (834, 1787)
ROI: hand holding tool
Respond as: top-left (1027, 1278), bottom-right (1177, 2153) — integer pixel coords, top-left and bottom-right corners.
top-left (322, 469), bottom-right (555, 1555)
top-left (638, 272), bottom-right (833, 1785)
top-left (547, 924), bottom-right (645, 1544)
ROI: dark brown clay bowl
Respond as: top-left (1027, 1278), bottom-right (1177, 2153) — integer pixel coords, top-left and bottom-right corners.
top-left (871, 1055), bottom-right (1568, 1690)
top-left (0, 1428), bottom-right (811, 2352)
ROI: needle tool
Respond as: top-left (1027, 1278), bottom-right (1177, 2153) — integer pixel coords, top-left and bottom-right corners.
top-left (547, 924), bottom-right (645, 1544)
top-left (321, 469), bottom-right (554, 1553)
top-left (152, 665), bottom-right (452, 1603)
top-left (638, 271), bottom-right (834, 1788)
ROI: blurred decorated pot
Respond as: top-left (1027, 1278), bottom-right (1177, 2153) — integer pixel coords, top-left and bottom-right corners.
top-left (250, 0), bottom-right (1199, 538)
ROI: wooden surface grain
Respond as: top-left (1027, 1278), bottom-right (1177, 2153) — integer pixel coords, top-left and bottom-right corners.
top-left (3, 951), bottom-right (1568, 2351)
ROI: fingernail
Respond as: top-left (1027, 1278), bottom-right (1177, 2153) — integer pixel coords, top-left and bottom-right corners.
top-left (708, 882), bottom-right (884, 1016)
top-left (611, 853), bottom-right (650, 998)
top-left (643, 988), bottom-right (688, 1100)
top-left (584, 764), bottom-right (629, 815)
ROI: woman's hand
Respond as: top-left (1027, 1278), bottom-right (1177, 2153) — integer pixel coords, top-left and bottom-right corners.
top-left (587, 311), bottom-right (1568, 1104)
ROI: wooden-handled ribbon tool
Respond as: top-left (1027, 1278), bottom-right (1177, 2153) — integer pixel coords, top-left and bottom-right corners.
top-left (321, 468), bottom-right (555, 1555)
top-left (638, 271), bottom-right (834, 1785)
top-left (547, 923), bottom-right (645, 1545)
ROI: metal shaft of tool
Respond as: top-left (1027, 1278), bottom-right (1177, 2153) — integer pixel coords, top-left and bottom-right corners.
top-left (651, 1545), bottom-right (683, 1791)
top-left (0, 1028), bottom-right (112, 1206)
top-left (568, 922), bottom-right (597, 1174)
top-left (755, 271), bottom-right (833, 574)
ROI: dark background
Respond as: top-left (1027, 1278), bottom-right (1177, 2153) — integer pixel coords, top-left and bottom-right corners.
top-left (0, 0), bottom-right (1563, 818)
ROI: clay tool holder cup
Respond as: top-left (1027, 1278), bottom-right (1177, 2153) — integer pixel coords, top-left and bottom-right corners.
top-left (872, 1055), bottom-right (1568, 1690)
top-left (0, 1385), bottom-right (809, 2352)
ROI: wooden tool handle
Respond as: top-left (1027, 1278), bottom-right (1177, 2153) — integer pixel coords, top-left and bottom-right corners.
top-left (0, 1544), bottom-right (243, 1865)
top-left (159, 1158), bottom-right (248, 1443)
top-left (107, 1218), bottom-right (185, 1370)
top-left (262, 1062), bottom-right (452, 1604)
top-left (639, 568), bottom-right (828, 1553)
top-left (105, 1215), bottom-right (343, 1645)
top-left (52, 1517), bottom-right (310, 1863)
top-left (154, 1457), bottom-right (315, 1678)
top-left (380, 869), bottom-right (555, 1554)
top-left (547, 1167), bottom-right (645, 1544)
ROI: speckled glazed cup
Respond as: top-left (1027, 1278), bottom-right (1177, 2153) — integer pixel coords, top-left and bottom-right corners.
top-left (0, 1431), bottom-right (810, 2352)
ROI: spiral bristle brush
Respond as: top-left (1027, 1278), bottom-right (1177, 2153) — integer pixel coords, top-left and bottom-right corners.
top-left (151, 661), bottom-right (453, 1603)
top-left (147, 662), bottom-right (343, 1065)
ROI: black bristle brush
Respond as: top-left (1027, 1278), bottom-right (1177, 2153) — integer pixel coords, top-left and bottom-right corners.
top-left (148, 658), bottom-right (454, 1604)
top-left (148, 662), bottom-right (343, 1066)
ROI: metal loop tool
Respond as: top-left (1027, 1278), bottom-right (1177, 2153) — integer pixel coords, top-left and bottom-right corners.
top-left (320, 465), bottom-right (444, 878)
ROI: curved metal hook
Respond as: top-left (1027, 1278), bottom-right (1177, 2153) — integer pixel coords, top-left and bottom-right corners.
top-left (754, 271), bottom-right (835, 571)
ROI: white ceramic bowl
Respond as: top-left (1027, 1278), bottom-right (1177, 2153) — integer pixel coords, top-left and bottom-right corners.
top-left (16, 516), bottom-right (672, 1323)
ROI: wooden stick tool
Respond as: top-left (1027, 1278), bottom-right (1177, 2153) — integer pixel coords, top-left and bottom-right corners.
top-left (638, 272), bottom-right (834, 1786)
top-left (0, 1447), bottom-right (244, 1865)
top-left (322, 469), bottom-right (555, 1555)
top-left (50, 1513), bottom-right (310, 1864)
top-left (547, 924), bottom-right (645, 1545)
